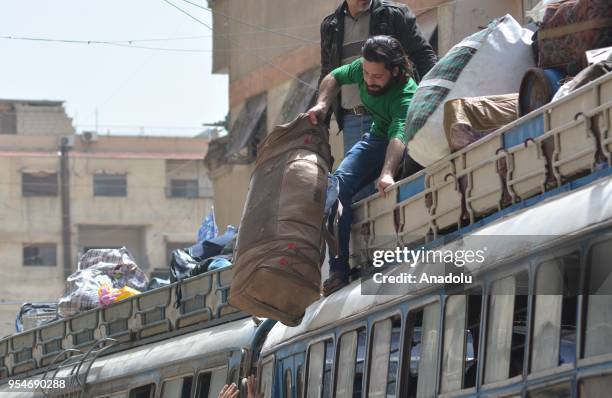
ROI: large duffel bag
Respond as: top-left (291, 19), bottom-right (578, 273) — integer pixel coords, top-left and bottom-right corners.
top-left (405, 15), bottom-right (534, 166)
top-left (229, 114), bottom-right (331, 326)
top-left (537, 0), bottom-right (612, 74)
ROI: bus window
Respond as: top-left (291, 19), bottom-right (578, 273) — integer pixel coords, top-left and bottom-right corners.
top-left (196, 367), bottom-right (227, 398)
top-left (323, 340), bottom-right (334, 398)
top-left (580, 375), bottom-right (612, 397)
top-left (484, 272), bottom-right (528, 384)
top-left (368, 318), bottom-right (392, 398)
top-left (95, 393), bottom-right (127, 398)
top-left (285, 368), bottom-right (292, 397)
top-left (196, 372), bottom-right (211, 398)
top-left (260, 358), bottom-right (273, 398)
top-left (583, 240), bottom-right (612, 358)
top-left (464, 293), bottom-right (482, 388)
top-left (306, 339), bottom-right (334, 398)
top-left (354, 329), bottom-right (366, 397)
top-left (528, 383), bottom-right (571, 398)
top-left (336, 330), bottom-right (358, 398)
top-left (129, 384), bottom-right (155, 398)
top-left (335, 328), bottom-right (366, 398)
top-left (441, 296), bottom-right (466, 393)
top-left (441, 291), bottom-right (483, 393)
top-left (531, 254), bottom-right (579, 373)
top-left (296, 365), bottom-right (303, 398)
top-left (405, 303), bottom-right (440, 398)
top-left (209, 367), bottom-right (228, 398)
top-left (161, 376), bottom-right (193, 398)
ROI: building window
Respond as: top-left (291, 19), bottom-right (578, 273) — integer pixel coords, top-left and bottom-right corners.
top-left (94, 174), bottom-right (127, 197)
top-left (23, 244), bottom-right (57, 266)
top-left (22, 172), bottom-right (58, 196)
top-left (169, 179), bottom-right (199, 198)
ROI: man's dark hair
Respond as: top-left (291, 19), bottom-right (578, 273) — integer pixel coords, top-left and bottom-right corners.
top-left (362, 35), bottom-right (413, 85)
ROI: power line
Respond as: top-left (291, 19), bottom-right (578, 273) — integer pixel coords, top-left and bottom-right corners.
top-left (0, 35), bottom-right (308, 53)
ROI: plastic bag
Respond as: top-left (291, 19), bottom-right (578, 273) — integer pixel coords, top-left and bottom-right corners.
top-left (405, 15), bottom-right (534, 166)
top-left (58, 247), bottom-right (148, 317)
top-left (169, 249), bottom-right (209, 282)
top-left (98, 285), bottom-right (140, 308)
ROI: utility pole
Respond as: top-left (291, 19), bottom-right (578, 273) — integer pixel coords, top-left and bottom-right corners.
top-left (59, 137), bottom-right (72, 280)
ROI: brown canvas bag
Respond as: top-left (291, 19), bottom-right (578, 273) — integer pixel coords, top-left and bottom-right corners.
top-left (228, 114), bottom-right (332, 326)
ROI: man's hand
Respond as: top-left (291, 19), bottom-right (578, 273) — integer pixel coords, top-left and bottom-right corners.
top-left (306, 73), bottom-right (339, 125)
top-left (306, 103), bottom-right (327, 125)
top-left (377, 172), bottom-right (395, 197)
top-left (246, 375), bottom-right (262, 398)
top-left (218, 383), bottom-right (239, 398)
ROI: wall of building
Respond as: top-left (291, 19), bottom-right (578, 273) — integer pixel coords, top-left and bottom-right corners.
top-left (0, 133), bottom-right (213, 337)
top-left (0, 100), bottom-right (75, 136)
top-left (209, 163), bottom-right (253, 230)
top-left (437, 0), bottom-right (525, 54)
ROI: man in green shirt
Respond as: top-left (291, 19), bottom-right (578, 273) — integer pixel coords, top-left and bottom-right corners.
top-left (307, 35), bottom-right (421, 296)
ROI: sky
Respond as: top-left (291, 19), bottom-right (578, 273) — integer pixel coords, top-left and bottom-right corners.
top-left (0, 0), bottom-right (228, 136)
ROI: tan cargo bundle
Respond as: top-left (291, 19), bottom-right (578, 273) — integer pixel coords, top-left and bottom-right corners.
top-left (229, 114), bottom-right (332, 326)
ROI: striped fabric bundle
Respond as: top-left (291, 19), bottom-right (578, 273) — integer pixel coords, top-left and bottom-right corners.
top-left (404, 15), bottom-right (535, 166)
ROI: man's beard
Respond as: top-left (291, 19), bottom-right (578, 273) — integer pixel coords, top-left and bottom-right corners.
top-left (366, 81), bottom-right (393, 96)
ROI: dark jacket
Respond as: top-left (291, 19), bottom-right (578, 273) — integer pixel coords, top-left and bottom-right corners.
top-left (320, 0), bottom-right (438, 129)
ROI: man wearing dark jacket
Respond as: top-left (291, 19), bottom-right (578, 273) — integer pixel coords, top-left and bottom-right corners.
top-left (320, 0), bottom-right (437, 161)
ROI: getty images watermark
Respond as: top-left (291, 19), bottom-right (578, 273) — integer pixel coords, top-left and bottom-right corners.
top-left (369, 246), bottom-right (487, 285)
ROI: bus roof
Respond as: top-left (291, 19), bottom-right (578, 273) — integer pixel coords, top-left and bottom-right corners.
top-left (262, 172), bottom-right (612, 354)
top-left (58, 317), bottom-right (257, 384)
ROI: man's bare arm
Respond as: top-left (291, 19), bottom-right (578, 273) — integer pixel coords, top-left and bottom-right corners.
top-left (307, 74), bottom-right (340, 125)
top-left (377, 138), bottom-right (405, 196)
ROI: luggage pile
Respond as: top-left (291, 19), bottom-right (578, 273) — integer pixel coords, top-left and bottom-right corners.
top-left (406, 0), bottom-right (612, 162)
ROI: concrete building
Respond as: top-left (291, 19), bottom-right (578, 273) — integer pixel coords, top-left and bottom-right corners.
top-left (205, 0), bottom-right (534, 229)
top-left (0, 100), bottom-right (213, 337)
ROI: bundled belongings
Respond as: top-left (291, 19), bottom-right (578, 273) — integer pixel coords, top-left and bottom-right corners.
top-left (169, 249), bottom-right (209, 282)
top-left (552, 58), bottom-right (612, 102)
top-left (444, 94), bottom-right (519, 151)
top-left (535, 0), bottom-right (612, 75)
top-left (405, 15), bottom-right (535, 166)
top-left (170, 226), bottom-right (236, 282)
top-left (58, 247), bottom-right (148, 317)
top-left (188, 225), bottom-right (237, 259)
top-left (15, 303), bottom-right (58, 332)
top-left (229, 114), bottom-right (331, 326)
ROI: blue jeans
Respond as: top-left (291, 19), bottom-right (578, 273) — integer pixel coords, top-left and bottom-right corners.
top-left (329, 133), bottom-right (389, 281)
top-left (343, 114), bottom-right (375, 202)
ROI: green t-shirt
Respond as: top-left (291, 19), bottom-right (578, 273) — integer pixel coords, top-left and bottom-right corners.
top-left (331, 58), bottom-right (417, 143)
